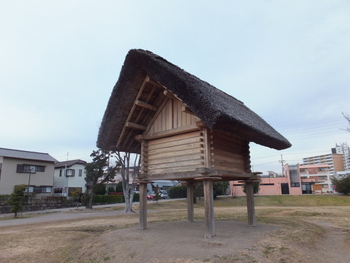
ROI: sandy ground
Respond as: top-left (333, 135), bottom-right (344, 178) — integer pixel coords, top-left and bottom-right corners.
top-left (79, 220), bottom-right (279, 263)
top-left (1, 204), bottom-right (350, 263)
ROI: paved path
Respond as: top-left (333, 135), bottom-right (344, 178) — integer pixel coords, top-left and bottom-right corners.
top-left (0, 203), bottom-right (132, 227)
top-left (0, 199), bottom-right (175, 227)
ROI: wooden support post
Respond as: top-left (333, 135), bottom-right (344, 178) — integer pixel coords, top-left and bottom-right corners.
top-left (203, 179), bottom-right (215, 238)
top-left (186, 182), bottom-right (194, 222)
top-left (245, 181), bottom-right (256, 226)
top-left (139, 182), bottom-right (148, 230)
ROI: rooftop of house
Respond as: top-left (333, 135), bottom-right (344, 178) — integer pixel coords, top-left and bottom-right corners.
top-left (0, 147), bottom-right (57, 163)
top-left (54, 159), bottom-right (87, 168)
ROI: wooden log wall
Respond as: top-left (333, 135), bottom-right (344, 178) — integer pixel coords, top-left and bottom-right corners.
top-left (210, 131), bottom-right (251, 173)
top-left (148, 99), bottom-right (200, 134)
top-left (146, 131), bottom-right (205, 175)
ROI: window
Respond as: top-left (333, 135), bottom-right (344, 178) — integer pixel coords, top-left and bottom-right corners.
top-left (33, 186), bottom-right (52, 193)
top-left (79, 169), bottom-right (83, 177)
top-left (36, 166), bottom-right (45, 172)
top-left (289, 165), bottom-right (300, 187)
top-left (318, 176), bottom-right (327, 180)
top-left (59, 169), bottom-right (62, 177)
top-left (66, 169), bottom-right (75, 177)
top-left (318, 167), bottom-right (328, 171)
top-left (17, 164), bottom-right (45, 173)
top-left (17, 164), bottom-right (36, 173)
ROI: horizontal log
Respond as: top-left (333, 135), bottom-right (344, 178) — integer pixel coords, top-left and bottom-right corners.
top-left (210, 144), bottom-right (243, 155)
top-left (212, 164), bottom-right (244, 173)
top-left (148, 136), bottom-right (203, 150)
top-left (148, 130), bottom-right (203, 145)
top-left (125, 122), bottom-right (147, 130)
top-left (148, 159), bottom-right (205, 170)
top-left (148, 148), bottom-right (204, 160)
top-left (211, 158), bottom-right (244, 168)
top-left (148, 164), bottom-right (205, 175)
top-left (148, 142), bottom-right (204, 155)
top-left (211, 150), bottom-right (245, 163)
top-left (211, 137), bottom-right (243, 149)
top-left (142, 124), bottom-right (201, 141)
top-left (211, 131), bottom-right (243, 144)
top-left (148, 153), bottom-right (204, 165)
top-left (135, 99), bottom-right (158, 111)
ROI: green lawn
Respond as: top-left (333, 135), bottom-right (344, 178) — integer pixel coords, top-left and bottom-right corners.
top-left (212, 194), bottom-right (350, 207)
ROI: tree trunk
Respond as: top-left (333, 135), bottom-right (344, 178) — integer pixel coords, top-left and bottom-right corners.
top-left (123, 182), bottom-right (135, 213)
top-left (86, 188), bottom-right (94, 209)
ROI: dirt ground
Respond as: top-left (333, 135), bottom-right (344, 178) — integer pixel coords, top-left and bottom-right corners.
top-left (1, 205), bottom-right (350, 263)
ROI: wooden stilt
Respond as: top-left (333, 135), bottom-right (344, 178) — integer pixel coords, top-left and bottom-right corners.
top-left (203, 179), bottom-right (215, 238)
top-left (245, 181), bottom-right (256, 226)
top-left (139, 182), bottom-right (148, 230)
top-left (186, 182), bottom-right (194, 222)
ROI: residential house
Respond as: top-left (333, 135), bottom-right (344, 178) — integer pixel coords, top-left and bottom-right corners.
top-left (53, 159), bottom-right (87, 196)
top-left (0, 147), bottom-right (57, 195)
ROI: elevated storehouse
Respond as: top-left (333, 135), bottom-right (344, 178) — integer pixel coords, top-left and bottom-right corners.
top-left (98, 49), bottom-right (291, 237)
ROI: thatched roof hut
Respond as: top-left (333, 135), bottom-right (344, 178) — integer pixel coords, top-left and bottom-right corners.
top-left (97, 49), bottom-right (291, 237)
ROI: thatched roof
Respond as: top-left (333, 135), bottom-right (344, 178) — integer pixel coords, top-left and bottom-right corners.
top-left (97, 49), bottom-right (291, 152)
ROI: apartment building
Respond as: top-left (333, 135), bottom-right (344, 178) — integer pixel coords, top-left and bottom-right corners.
top-left (303, 143), bottom-right (350, 175)
top-left (303, 153), bottom-right (343, 175)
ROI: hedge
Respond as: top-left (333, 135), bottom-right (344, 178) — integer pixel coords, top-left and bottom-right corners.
top-left (92, 193), bottom-right (139, 204)
top-left (168, 185), bottom-right (187, 198)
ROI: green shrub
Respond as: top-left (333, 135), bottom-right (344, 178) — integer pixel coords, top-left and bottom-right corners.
top-left (332, 176), bottom-right (350, 195)
top-left (133, 193), bottom-right (139, 202)
top-left (116, 181), bottom-right (123, 192)
top-left (93, 195), bottom-right (124, 204)
top-left (168, 185), bottom-right (187, 198)
top-left (107, 186), bottom-right (115, 193)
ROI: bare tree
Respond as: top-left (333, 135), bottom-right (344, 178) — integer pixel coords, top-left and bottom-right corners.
top-left (343, 112), bottom-right (350, 132)
top-left (114, 151), bottom-right (140, 213)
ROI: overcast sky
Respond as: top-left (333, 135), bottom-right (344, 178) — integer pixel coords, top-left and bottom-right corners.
top-left (1, 0), bottom-right (349, 174)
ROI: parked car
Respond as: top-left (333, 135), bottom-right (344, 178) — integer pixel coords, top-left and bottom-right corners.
top-left (159, 190), bottom-right (168, 199)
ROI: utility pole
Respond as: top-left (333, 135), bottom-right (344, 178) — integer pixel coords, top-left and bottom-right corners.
top-left (279, 154), bottom-right (285, 177)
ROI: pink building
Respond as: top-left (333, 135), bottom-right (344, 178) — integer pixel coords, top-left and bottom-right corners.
top-left (230, 163), bottom-right (331, 196)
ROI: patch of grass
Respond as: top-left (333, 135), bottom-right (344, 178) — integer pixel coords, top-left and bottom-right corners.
top-left (130, 252), bottom-right (136, 259)
top-left (211, 194), bottom-right (350, 207)
top-left (263, 246), bottom-right (277, 255)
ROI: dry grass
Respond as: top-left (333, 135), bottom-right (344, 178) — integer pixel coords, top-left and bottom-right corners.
top-left (1, 195), bottom-right (350, 262)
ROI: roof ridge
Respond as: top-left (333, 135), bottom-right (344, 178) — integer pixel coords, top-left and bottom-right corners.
top-left (0, 147), bottom-right (49, 155)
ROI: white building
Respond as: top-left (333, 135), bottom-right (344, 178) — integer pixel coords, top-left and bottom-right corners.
top-left (53, 159), bottom-right (87, 196)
